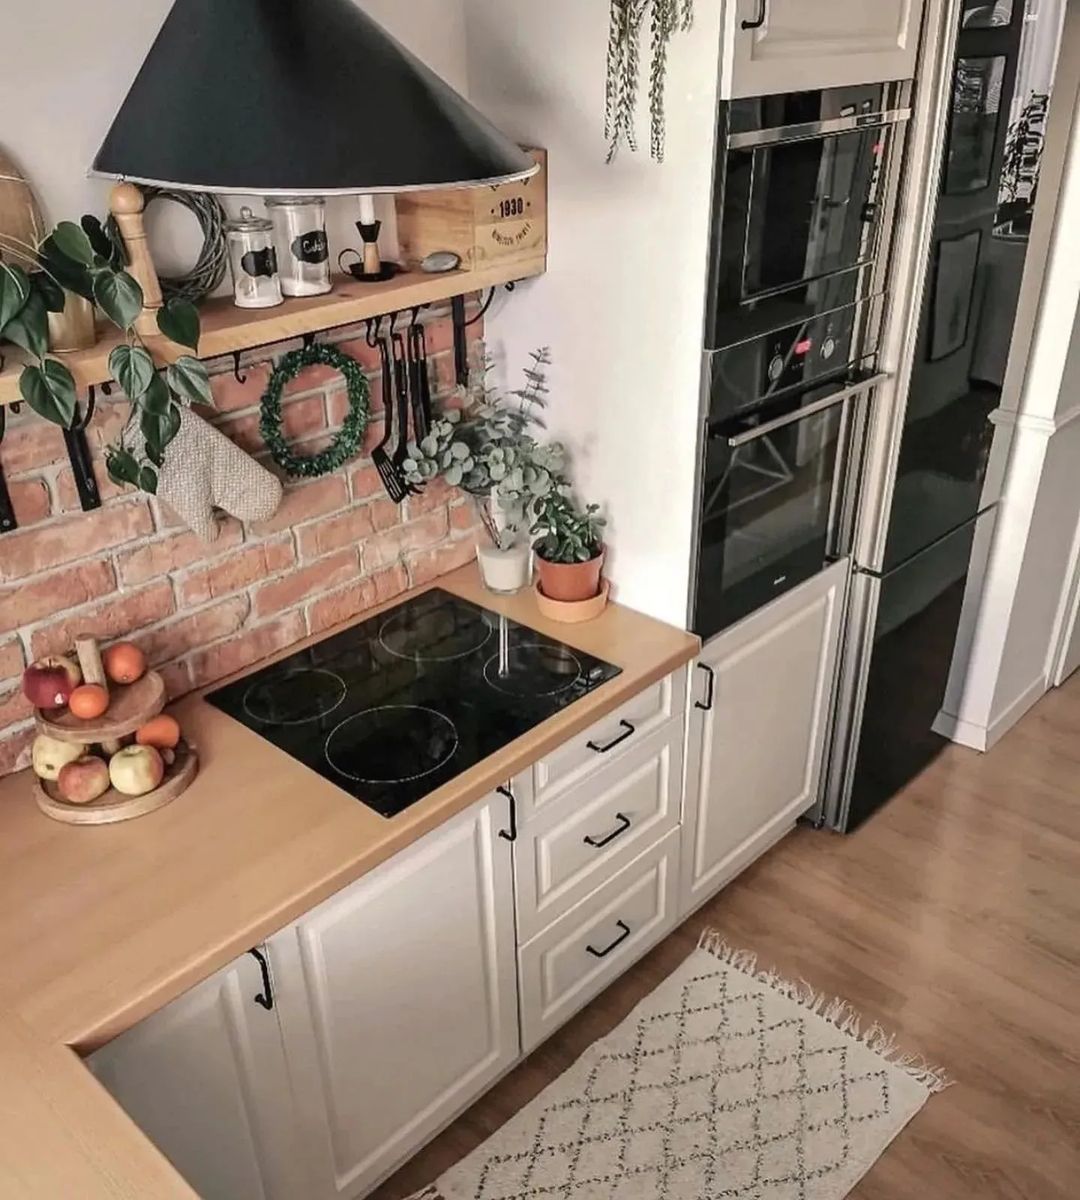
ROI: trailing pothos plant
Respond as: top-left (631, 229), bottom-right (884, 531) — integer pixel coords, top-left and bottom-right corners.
top-left (0, 215), bottom-right (211, 496)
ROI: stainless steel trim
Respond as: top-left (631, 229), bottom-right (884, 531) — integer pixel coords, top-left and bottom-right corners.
top-left (816, 568), bottom-right (881, 830)
top-left (724, 372), bottom-right (890, 447)
top-left (727, 109), bottom-right (912, 151)
top-left (825, 396), bottom-right (855, 562)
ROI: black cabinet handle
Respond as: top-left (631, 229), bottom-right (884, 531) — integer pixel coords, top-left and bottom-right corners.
top-left (586, 920), bottom-right (632, 959)
top-left (583, 812), bottom-right (632, 849)
top-left (587, 720), bottom-right (636, 754)
top-left (249, 947), bottom-right (274, 1011)
top-left (695, 663), bottom-right (715, 711)
top-left (742, 0), bottom-right (767, 30)
top-left (497, 785), bottom-right (517, 842)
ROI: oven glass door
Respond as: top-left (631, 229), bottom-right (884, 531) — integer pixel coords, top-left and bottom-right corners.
top-left (729, 125), bottom-right (892, 303)
top-left (693, 380), bottom-right (873, 641)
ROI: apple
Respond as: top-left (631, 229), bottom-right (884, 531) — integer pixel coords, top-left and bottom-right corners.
top-left (108, 745), bottom-right (165, 797)
top-left (23, 664), bottom-right (77, 710)
top-left (57, 756), bottom-right (111, 805)
top-left (38, 655), bottom-right (81, 689)
top-left (32, 734), bottom-right (88, 782)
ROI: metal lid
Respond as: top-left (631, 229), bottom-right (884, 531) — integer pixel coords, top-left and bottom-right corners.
top-left (264, 195), bottom-right (326, 209)
top-left (226, 205), bottom-right (272, 232)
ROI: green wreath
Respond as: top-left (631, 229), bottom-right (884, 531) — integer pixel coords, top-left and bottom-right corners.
top-left (260, 342), bottom-right (370, 478)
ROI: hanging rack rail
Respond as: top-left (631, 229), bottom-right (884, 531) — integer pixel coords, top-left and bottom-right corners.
top-left (0, 257), bottom-right (545, 408)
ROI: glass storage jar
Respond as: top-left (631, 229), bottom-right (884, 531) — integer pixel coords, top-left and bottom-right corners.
top-left (225, 207), bottom-right (283, 309)
top-left (266, 196), bottom-right (331, 296)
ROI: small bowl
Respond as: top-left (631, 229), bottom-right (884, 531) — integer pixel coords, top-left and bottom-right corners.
top-left (533, 580), bottom-right (610, 624)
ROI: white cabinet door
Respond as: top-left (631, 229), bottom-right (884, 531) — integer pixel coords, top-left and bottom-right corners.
top-left (681, 560), bottom-right (847, 915)
top-left (271, 792), bottom-right (519, 1200)
top-left (723, 0), bottom-right (924, 98)
top-left (89, 953), bottom-right (306, 1200)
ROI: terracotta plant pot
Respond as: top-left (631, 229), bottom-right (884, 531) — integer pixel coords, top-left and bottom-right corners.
top-left (535, 546), bottom-right (605, 603)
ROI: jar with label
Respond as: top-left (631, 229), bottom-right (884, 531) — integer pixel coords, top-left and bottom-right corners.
top-left (225, 207), bottom-right (283, 309)
top-left (266, 196), bottom-right (331, 296)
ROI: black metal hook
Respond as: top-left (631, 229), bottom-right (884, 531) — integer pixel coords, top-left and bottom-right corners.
top-left (71, 386), bottom-right (97, 433)
top-left (388, 309), bottom-right (400, 336)
top-left (100, 381), bottom-right (113, 397)
top-left (464, 287), bottom-right (497, 328)
top-left (409, 305), bottom-right (422, 329)
top-left (231, 349), bottom-right (247, 385)
top-left (302, 331), bottom-right (317, 350)
top-left (365, 314), bottom-right (383, 347)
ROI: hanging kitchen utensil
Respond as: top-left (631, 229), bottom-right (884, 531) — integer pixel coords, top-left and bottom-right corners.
top-left (370, 323), bottom-right (406, 503)
top-left (408, 310), bottom-right (431, 443)
top-left (390, 326), bottom-right (419, 496)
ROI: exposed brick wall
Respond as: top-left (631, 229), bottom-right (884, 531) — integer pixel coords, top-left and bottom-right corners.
top-left (0, 307), bottom-right (482, 776)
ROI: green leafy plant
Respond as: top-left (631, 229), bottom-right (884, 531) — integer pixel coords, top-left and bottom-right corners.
top-left (605, 0), bottom-right (694, 163)
top-left (0, 215), bottom-right (210, 495)
top-left (404, 347), bottom-right (568, 550)
top-left (531, 491), bottom-right (606, 564)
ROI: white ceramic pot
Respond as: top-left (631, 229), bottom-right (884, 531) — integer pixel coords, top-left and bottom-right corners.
top-left (477, 541), bottom-right (531, 595)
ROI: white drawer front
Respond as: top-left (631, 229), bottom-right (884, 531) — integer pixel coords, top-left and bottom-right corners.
top-left (519, 828), bottom-right (681, 1054)
top-left (530, 669), bottom-right (686, 814)
top-left (516, 724), bottom-right (682, 942)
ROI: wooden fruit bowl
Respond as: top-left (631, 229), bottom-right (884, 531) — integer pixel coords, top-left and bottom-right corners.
top-left (34, 740), bottom-right (199, 826)
top-left (34, 670), bottom-right (167, 746)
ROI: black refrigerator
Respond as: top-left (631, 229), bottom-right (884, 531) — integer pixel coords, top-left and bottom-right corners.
top-left (824, 4), bottom-right (1037, 831)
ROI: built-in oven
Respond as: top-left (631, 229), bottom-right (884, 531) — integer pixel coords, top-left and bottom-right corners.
top-left (692, 372), bottom-right (887, 643)
top-left (705, 80), bottom-right (911, 398)
top-left (691, 80), bottom-right (910, 639)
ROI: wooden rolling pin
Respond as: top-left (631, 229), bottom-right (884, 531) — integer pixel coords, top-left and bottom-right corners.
top-left (74, 635), bottom-right (122, 755)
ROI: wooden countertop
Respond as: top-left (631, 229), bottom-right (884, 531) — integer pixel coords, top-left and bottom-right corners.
top-left (0, 564), bottom-right (698, 1197)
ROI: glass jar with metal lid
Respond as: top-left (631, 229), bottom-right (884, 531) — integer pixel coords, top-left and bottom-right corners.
top-left (266, 196), bottom-right (331, 297)
top-left (225, 207), bottom-right (283, 309)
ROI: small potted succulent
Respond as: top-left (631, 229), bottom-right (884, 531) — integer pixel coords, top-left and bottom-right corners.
top-left (531, 490), bottom-right (607, 608)
top-left (405, 347), bottom-right (566, 594)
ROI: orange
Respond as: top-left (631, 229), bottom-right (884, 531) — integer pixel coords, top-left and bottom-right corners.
top-left (135, 713), bottom-right (181, 750)
top-left (102, 642), bottom-right (146, 685)
top-left (68, 684), bottom-right (109, 720)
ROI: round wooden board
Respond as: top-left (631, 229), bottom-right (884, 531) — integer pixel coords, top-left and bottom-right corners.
top-left (33, 741), bottom-right (199, 826)
top-left (34, 670), bottom-right (167, 745)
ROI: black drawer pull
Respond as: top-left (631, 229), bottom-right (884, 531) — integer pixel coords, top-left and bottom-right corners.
top-left (497, 785), bottom-right (517, 843)
top-left (695, 663), bottom-right (715, 711)
top-left (587, 720), bottom-right (636, 754)
top-left (587, 920), bottom-right (632, 959)
top-left (249, 947), bottom-right (274, 1011)
top-left (741, 0), bottom-right (767, 30)
top-left (583, 812), bottom-right (632, 849)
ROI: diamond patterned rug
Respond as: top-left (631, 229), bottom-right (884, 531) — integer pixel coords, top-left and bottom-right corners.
top-left (411, 933), bottom-right (949, 1200)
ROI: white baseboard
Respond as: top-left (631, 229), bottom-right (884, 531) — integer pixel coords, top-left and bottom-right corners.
top-left (934, 673), bottom-right (1049, 752)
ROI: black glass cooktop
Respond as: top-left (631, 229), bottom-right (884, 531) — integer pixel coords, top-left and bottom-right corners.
top-left (206, 589), bottom-right (621, 817)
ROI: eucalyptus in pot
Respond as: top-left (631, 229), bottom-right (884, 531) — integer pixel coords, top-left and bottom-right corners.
top-left (531, 491), bottom-right (607, 604)
top-left (404, 347), bottom-right (567, 594)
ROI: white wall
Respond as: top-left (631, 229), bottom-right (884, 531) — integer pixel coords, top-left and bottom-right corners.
top-left (463, 0), bottom-right (721, 626)
top-left (0, 0), bottom-right (468, 278)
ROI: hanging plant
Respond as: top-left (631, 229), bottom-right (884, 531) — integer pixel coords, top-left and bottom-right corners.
top-left (605, 0), bottom-right (694, 164)
top-left (0, 216), bottom-right (210, 496)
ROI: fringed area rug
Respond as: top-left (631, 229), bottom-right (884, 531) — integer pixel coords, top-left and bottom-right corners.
top-left (410, 932), bottom-right (949, 1200)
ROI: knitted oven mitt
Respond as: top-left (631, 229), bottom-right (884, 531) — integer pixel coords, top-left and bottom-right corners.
top-left (149, 406), bottom-right (283, 540)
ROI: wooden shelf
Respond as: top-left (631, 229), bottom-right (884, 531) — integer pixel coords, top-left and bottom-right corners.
top-left (0, 255), bottom-right (545, 407)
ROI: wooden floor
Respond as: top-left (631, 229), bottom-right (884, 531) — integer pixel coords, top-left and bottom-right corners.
top-left (375, 674), bottom-right (1080, 1200)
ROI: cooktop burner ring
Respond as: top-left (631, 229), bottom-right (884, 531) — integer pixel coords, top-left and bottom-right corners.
top-left (324, 705), bottom-right (459, 784)
top-left (242, 668), bottom-right (347, 726)
top-left (378, 605), bottom-right (494, 663)
top-left (484, 642), bottom-right (583, 698)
